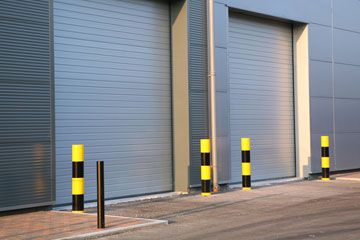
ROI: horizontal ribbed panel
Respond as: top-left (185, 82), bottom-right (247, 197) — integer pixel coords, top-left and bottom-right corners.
top-left (188, 0), bottom-right (209, 186)
top-left (0, 0), bottom-right (52, 210)
top-left (229, 13), bottom-right (295, 182)
top-left (0, 0), bottom-right (50, 24)
top-left (54, 0), bottom-right (172, 204)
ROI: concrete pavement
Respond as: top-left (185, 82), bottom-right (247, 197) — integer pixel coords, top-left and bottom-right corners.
top-left (93, 175), bottom-right (360, 240)
top-left (1, 174), bottom-right (360, 239)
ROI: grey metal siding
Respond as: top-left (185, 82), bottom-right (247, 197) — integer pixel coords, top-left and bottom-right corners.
top-left (188, 0), bottom-right (209, 186)
top-left (54, 0), bottom-right (172, 204)
top-left (0, 0), bottom-right (53, 211)
top-left (229, 13), bottom-right (295, 182)
top-left (212, 0), bottom-right (360, 176)
top-left (332, 0), bottom-right (360, 171)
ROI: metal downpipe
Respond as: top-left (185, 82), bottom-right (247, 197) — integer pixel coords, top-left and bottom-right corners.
top-left (207, 0), bottom-right (219, 192)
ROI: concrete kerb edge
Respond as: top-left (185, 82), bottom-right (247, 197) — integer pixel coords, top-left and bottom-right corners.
top-left (54, 220), bottom-right (168, 240)
top-left (229, 177), bottom-right (303, 189)
top-left (52, 211), bottom-right (168, 240)
top-left (51, 210), bottom-right (169, 223)
top-left (335, 177), bottom-right (360, 182)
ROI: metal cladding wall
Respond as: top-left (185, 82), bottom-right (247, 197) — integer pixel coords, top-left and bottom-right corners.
top-left (331, 1), bottom-right (360, 171)
top-left (188, 0), bottom-right (232, 186)
top-left (212, 0), bottom-right (360, 176)
top-left (229, 13), bottom-right (295, 182)
top-left (188, 0), bottom-right (209, 186)
top-left (0, 0), bottom-right (53, 211)
top-left (54, 0), bottom-right (172, 204)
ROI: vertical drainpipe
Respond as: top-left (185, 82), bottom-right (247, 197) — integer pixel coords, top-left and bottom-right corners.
top-left (207, 0), bottom-right (219, 192)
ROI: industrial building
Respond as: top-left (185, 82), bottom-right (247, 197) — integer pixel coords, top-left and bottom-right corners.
top-left (1, 0), bottom-right (359, 211)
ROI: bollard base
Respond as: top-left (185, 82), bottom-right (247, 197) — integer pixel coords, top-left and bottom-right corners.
top-left (322, 178), bottom-right (330, 181)
top-left (201, 192), bottom-right (211, 197)
top-left (72, 210), bottom-right (84, 213)
top-left (242, 187), bottom-right (252, 191)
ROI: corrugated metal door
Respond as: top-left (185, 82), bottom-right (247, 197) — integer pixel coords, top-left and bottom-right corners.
top-left (54, 0), bottom-right (172, 204)
top-left (0, 0), bottom-right (53, 211)
top-left (229, 13), bottom-right (295, 182)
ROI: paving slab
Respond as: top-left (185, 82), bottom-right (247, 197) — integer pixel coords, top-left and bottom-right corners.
top-left (0, 210), bottom-right (167, 240)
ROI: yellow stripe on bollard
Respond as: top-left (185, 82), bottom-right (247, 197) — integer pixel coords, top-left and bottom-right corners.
top-left (200, 139), bottom-right (211, 153)
top-left (72, 178), bottom-right (84, 195)
top-left (321, 136), bottom-right (329, 148)
top-left (72, 144), bottom-right (84, 162)
top-left (321, 157), bottom-right (330, 169)
top-left (242, 163), bottom-right (251, 176)
top-left (241, 138), bottom-right (251, 151)
top-left (201, 166), bottom-right (211, 180)
top-left (321, 157), bottom-right (330, 168)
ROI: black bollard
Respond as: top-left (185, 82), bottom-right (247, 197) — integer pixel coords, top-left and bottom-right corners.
top-left (97, 161), bottom-right (105, 228)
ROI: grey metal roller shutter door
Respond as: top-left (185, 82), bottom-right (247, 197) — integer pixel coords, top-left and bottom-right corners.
top-left (0, 0), bottom-right (53, 211)
top-left (54, 0), bottom-right (172, 204)
top-left (229, 13), bottom-right (295, 182)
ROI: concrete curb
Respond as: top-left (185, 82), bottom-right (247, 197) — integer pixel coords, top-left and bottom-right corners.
top-left (335, 177), bottom-right (360, 182)
top-left (53, 211), bottom-right (168, 240)
top-left (229, 177), bottom-right (303, 189)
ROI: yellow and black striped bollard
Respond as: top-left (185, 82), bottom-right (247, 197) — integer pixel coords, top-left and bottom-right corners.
top-left (200, 139), bottom-right (211, 196)
top-left (321, 136), bottom-right (330, 181)
top-left (241, 138), bottom-right (251, 190)
top-left (72, 144), bottom-right (85, 213)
